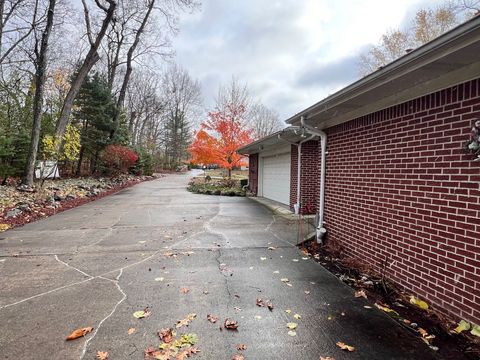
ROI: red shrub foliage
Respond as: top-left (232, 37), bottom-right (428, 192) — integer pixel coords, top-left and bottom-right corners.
top-left (100, 145), bottom-right (138, 175)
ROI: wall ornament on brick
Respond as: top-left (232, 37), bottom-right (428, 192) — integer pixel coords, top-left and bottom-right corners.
top-left (466, 118), bottom-right (480, 161)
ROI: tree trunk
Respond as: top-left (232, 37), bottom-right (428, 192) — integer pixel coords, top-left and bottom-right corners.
top-left (55, 0), bottom-right (116, 139)
top-left (22, 0), bottom-right (56, 187)
top-left (111, 0), bottom-right (155, 139)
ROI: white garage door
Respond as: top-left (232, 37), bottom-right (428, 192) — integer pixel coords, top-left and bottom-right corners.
top-left (262, 153), bottom-right (291, 205)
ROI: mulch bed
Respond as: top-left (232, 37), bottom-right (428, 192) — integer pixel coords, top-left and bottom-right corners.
top-left (301, 240), bottom-right (480, 360)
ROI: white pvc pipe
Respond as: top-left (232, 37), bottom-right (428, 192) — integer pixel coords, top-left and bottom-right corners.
top-left (301, 116), bottom-right (327, 243)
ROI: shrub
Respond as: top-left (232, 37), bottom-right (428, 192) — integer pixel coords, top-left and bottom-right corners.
top-left (100, 145), bottom-right (138, 176)
top-left (131, 148), bottom-right (154, 176)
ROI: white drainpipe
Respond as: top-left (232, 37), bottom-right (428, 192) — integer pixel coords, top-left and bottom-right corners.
top-left (300, 116), bottom-right (327, 243)
top-left (277, 132), bottom-right (315, 215)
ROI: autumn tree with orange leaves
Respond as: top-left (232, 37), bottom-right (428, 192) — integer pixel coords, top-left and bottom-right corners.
top-left (189, 105), bottom-right (252, 178)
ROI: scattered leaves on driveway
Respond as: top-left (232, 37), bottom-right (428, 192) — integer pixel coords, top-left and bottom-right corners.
top-left (287, 323), bottom-right (297, 330)
top-left (207, 314), bottom-right (218, 323)
top-left (176, 314), bottom-right (197, 328)
top-left (128, 328), bottom-right (136, 335)
top-left (224, 318), bottom-right (239, 330)
top-left (133, 308), bottom-right (151, 319)
top-left (66, 326), bottom-right (93, 340)
top-left (96, 351), bottom-right (108, 360)
top-left (158, 328), bottom-right (175, 343)
top-left (336, 342), bottom-right (355, 352)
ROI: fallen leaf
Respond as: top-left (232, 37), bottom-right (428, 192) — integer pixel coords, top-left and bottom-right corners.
top-left (454, 320), bottom-right (471, 334)
top-left (320, 357), bottom-right (336, 360)
top-left (256, 298), bottom-right (265, 307)
top-left (207, 314), bottom-right (218, 323)
top-left (224, 318), bottom-right (239, 330)
top-left (355, 290), bottom-right (367, 299)
top-left (285, 309), bottom-right (292, 314)
top-left (310, 281), bottom-right (316, 285)
top-left (249, 266), bottom-right (254, 270)
top-left (417, 328), bottom-right (429, 337)
top-left (286, 283), bottom-right (293, 287)
top-left (267, 246), bottom-right (276, 250)
top-left (304, 290), bottom-right (310, 295)
top-left (176, 313), bottom-right (197, 328)
top-left (96, 351), bottom-right (108, 360)
top-left (139, 241), bottom-right (146, 244)
top-left (267, 302), bottom-right (274, 311)
top-left (254, 315), bottom-right (262, 320)
top-left (292, 259), bottom-right (299, 262)
top-left (280, 278), bottom-right (289, 283)
top-left (180, 333), bottom-right (198, 345)
top-left (302, 257), bottom-right (309, 260)
top-left (133, 308), bottom-right (151, 319)
top-left (364, 306), bottom-right (372, 309)
top-left (128, 328), bottom-right (136, 335)
top-left (144, 347), bottom-right (162, 359)
top-left (203, 290), bottom-right (209, 295)
top-left (180, 287), bottom-right (190, 294)
top-left (0, 224), bottom-right (10, 232)
top-left (234, 307), bottom-right (242, 312)
top-left (66, 326), bottom-right (93, 340)
top-left (293, 314), bottom-right (301, 319)
top-left (471, 325), bottom-right (480, 337)
top-left (232, 354), bottom-right (245, 360)
top-left (410, 295), bottom-right (429, 310)
top-left (287, 330), bottom-right (297, 336)
top-left (158, 328), bottom-right (175, 343)
top-left (287, 322), bottom-right (297, 330)
top-left (260, 257), bottom-right (267, 261)
top-left (155, 277), bottom-right (165, 282)
top-left (273, 270), bottom-right (279, 274)
top-left (237, 344), bottom-right (247, 350)
top-left (375, 303), bottom-right (399, 316)
top-left (336, 342), bottom-right (355, 352)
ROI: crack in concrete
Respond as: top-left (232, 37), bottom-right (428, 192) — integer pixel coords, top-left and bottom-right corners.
top-left (80, 270), bottom-right (126, 360)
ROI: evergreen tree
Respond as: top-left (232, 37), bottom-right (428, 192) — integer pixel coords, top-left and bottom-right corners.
top-left (73, 72), bottom-right (118, 174)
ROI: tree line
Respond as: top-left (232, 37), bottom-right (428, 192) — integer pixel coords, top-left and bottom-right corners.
top-left (0, 0), bottom-right (283, 188)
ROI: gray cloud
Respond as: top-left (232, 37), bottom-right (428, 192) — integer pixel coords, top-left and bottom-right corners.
top-left (294, 54), bottom-right (360, 89)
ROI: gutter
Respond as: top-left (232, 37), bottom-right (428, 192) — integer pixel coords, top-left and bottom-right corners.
top-left (301, 116), bottom-right (327, 243)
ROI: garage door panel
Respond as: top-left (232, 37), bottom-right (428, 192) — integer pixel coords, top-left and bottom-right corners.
top-left (262, 153), bottom-right (290, 205)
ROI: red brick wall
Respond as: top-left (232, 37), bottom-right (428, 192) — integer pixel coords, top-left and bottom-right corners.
top-left (248, 153), bottom-right (259, 195)
top-left (324, 78), bottom-right (480, 324)
top-left (290, 140), bottom-right (320, 214)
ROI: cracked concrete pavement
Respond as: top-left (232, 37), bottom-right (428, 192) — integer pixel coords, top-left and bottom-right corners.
top-left (0, 171), bottom-right (445, 359)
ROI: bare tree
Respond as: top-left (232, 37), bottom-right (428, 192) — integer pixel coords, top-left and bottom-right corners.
top-left (55, 0), bottom-right (116, 138)
top-left (215, 77), bottom-right (283, 138)
top-left (21, 0), bottom-right (56, 187)
top-left (248, 103), bottom-right (283, 140)
top-left (358, 1), bottom-right (478, 76)
top-left (162, 63), bottom-right (202, 168)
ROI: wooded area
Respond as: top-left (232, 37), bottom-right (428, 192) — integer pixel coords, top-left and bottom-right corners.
top-left (0, 0), bottom-right (283, 189)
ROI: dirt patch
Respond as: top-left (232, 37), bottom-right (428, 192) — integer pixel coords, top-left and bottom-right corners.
top-left (301, 241), bottom-right (480, 360)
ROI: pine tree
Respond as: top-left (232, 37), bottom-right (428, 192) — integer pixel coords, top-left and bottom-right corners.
top-left (73, 72), bottom-right (118, 174)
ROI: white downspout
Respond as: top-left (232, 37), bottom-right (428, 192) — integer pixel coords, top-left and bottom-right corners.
top-left (300, 116), bottom-right (327, 243)
top-left (277, 132), bottom-right (315, 215)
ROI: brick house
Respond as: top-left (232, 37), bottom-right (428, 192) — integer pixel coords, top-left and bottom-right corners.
top-left (238, 17), bottom-right (480, 325)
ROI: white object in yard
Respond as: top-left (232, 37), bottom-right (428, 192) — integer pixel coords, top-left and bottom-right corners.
top-left (35, 160), bottom-right (60, 179)
top-left (261, 153), bottom-right (291, 205)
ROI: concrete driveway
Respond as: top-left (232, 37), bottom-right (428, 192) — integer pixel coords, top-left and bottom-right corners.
top-left (0, 172), bottom-right (441, 360)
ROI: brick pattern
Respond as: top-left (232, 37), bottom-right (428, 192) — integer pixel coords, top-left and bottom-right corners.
top-left (290, 140), bottom-right (320, 214)
top-left (248, 153), bottom-right (258, 195)
top-left (324, 78), bottom-right (480, 324)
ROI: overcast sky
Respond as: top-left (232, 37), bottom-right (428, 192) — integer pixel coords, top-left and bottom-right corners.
top-left (172, 0), bottom-right (435, 121)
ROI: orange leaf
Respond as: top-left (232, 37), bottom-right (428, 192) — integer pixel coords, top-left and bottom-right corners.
top-left (96, 351), bottom-right (108, 360)
top-left (66, 326), bottom-right (93, 340)
top-left (336, 341), bottom-right (355, 352)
